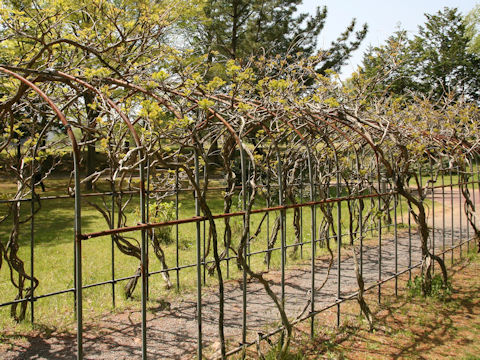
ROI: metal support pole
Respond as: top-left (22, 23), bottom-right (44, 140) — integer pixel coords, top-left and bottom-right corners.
top-left (277, 152), bottom-right (286, 309)
top-left (399, 186), bottom-right (404, 223)
top-left (139, 160), bottom-right (147, 360)
top-left (477, 157), bottom-right (480, 233)
top-left (308, 151), bottom-right (315, 338)
top-left (203, 218), bottom-right (206, 285)
top-left (225, 167), bottom-right (230, 277)
top-left (247, 162), bottom-right (252, 267)
top-left (240, 145), bottom-right (248, 347)
top-left (194, 150), bottom-right (202, 359)
top-left (459, 165), bottom-right (463, 258)
top-left (466, 160), bottom-right (470, 252)
top-left (74, 216), bottom-right (77, 317)
top-left (111, 187), bottom-right (116, 308)
top-left (419, 164), bottom-right (424, 253)
top-left (408, 196), bottom-right (412, 280)
top-left (450, 168), bottom-right (454, 265)
top-left (370, 191), bottom-right (374, 237)
top-left (377, 166), bottom-right (382, 304)
top-left (474, 155), bottom-right (480, 251)
top-left (359, 193), bottom-right (363, 276)
top-left (356, 155), bottom-right (363, 275)
top-left (441, 163), bottom-right (445, 263)
top-left (145, 158), bottom-right (150, 300)
top-left (266, 169), bottom-right (271, 271)
top-left (471, 160), bottom-right (476, 245)
top-left (30, 159), bottom-right (35, 325)
top-left (430, 160), bottom-right (435, 273)
top-left (175, 167), bottom-right (180, 290)
top-left (394, 189), bottom-right (398, 297)
top-left (300, 167), bottom-right (304, 259)
top-left (336, 156), bottom-right (341, 327)
top-left (74, 154), bottom-right (83, 360)
top-left (203, 163), bottom-right (207, 285)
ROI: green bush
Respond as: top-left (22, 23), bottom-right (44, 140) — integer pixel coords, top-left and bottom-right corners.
top-left (407, 274), bottom-right (452, 300)
top-left (148, 201), bottom-right (176, 244)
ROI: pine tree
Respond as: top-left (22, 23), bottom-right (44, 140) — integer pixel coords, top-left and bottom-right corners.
top-left (360, 29), bottom-right (416, 98)
top-left (410, 7), bottom-right (479, 100)
top-left (196, 0), bottom-right (367, 74)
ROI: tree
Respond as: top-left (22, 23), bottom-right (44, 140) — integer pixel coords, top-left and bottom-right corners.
top-left (0, 0), bottom-right (202, 318)
top-left (360, 7), bottom-right (480, 101)
top-left (410, 7), bottom-right (480, 100)
top-left (0, 0), bottom-right (204, 188)
top-left (196, 0), bottom-right (368, 74)
top-left (465, 4), bottom-right (480, 54)
top-left (360, 29), bottom-right (416, 98)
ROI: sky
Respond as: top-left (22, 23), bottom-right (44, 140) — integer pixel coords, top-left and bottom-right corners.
top-left (298, 0), bottom-right (479, 77)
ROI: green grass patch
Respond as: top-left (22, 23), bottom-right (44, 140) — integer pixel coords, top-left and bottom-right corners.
top-left (0, 177), bottom-right (409, 332)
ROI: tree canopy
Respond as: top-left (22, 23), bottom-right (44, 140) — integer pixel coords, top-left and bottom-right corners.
top-left (360, 7), bottom-right (480, 102)
top-left (465, 4), bottom-right (480, 54)
top-left (194, 0), bottom-right (368, 74)
top-left (0, 0), bottom-right (203, 77)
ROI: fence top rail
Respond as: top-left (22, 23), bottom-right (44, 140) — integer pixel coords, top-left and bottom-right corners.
top-left (2, 178), bottom-right (476, 204)
top-left (79, 190), bottom-right (396, 240)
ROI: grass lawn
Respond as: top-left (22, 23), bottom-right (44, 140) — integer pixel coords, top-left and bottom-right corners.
top-left (0, 175), bottom-right (421, 334)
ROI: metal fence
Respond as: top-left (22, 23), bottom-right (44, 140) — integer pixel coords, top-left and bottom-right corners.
top-left (1, 163), bottom-right (479, 359)
top-left (1, 67), bottom-right (479, 360)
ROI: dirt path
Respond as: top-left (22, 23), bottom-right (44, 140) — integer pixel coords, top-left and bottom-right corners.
top-left (286, 247), bottom-right (480, 359)
top-left (2, 189), bottom-right (479, 359)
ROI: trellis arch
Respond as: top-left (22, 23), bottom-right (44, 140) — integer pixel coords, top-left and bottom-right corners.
top-left (1, 65), bottom-right (479, 360)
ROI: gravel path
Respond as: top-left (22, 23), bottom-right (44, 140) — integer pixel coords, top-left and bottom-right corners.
top-left (2, 188), bottom-right (478, 359)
